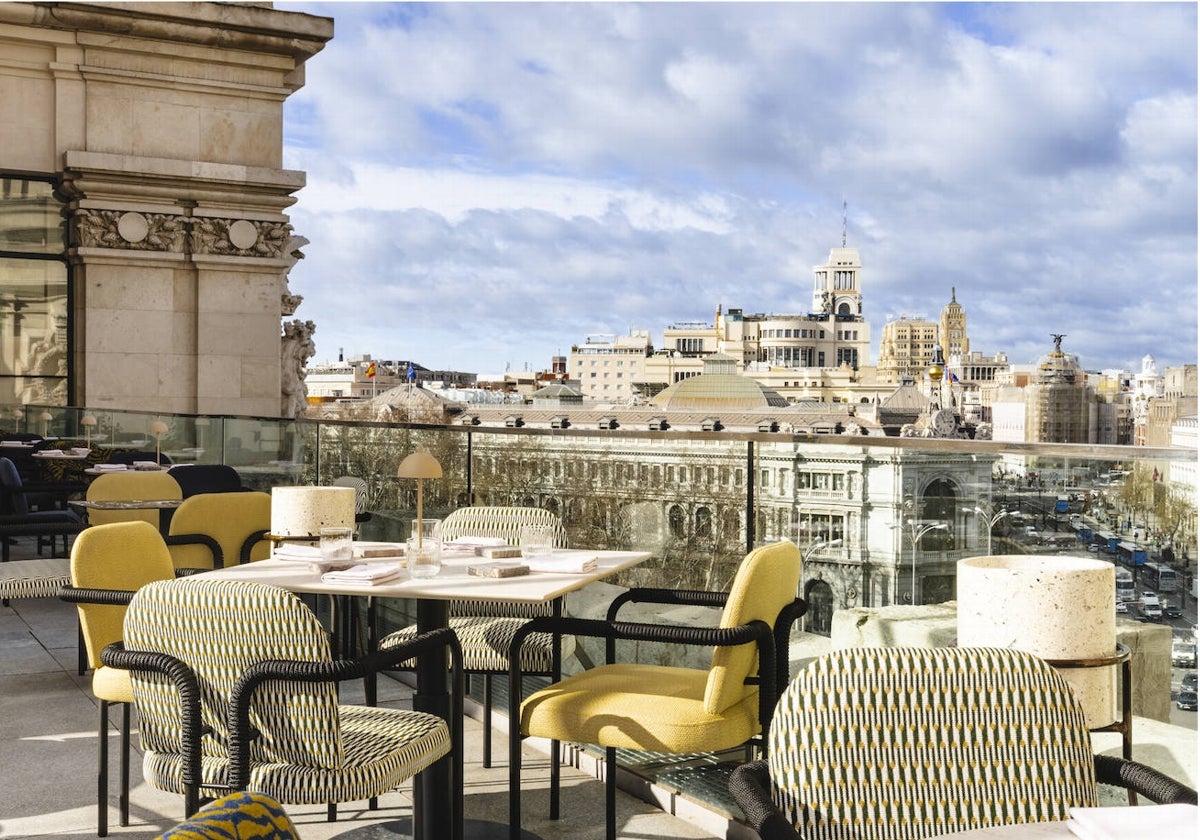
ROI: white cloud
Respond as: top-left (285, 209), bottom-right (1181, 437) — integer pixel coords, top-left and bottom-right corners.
top-left (280, 2), bottom-right (1197, 374)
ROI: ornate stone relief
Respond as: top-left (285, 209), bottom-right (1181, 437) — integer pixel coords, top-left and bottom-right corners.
top-left (280, 318), bottom-right (316, 419)
top-left (71, 209), bottom-right (292, 258)
top-left (73, 209), bottom-right (185, 251)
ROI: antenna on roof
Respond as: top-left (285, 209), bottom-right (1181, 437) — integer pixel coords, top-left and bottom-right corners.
top-left (841, 199), bottom-right (848, 247)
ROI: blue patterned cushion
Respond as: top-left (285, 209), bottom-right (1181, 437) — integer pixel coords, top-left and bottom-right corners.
top-left (156, 791), bottom-right (298, 839)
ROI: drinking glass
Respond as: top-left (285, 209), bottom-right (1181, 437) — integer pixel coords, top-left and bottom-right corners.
top-left (319, 526), bottom-right (353, 564)
top-left (519, 524), bottom-right (555, 560)
top-left (406, 537), bottom-right (442, 578)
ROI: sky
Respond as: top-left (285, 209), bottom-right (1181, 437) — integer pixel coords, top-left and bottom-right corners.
top-left (278, 2), bottom-right (1198, 378)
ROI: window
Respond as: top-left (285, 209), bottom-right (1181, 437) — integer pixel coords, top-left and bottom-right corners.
top-left (0, 178), bottom-right (68, 405)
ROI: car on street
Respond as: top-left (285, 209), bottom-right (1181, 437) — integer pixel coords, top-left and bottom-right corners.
top-left (1176, 690), bottom-right (1197, 711)
top-left (1172, 638), bottom-right (1196, 669)
top-left (1183, 672), bottom-right (1197, 692)
top-left (1163, 603), bottom-right (1182, 619)
top-left (1115, 601), bottom-right (1128, 614)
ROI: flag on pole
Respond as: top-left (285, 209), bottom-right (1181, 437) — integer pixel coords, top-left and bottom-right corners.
top-left (405, 362), bottom-right (415, 381)
top-left (365, 362), bottom-right (376, 378)
top-left (948, 370), bottom-right (960, 384)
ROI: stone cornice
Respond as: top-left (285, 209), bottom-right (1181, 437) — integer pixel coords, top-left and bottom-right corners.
top-left (71, 208), bottom-right (292, 259)
top-left (0, 2), bottom-right (333, 62)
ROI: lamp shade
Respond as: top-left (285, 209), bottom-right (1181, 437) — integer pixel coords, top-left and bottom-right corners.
top-left (397, 446), bottom-right (443, 479)
top-left (80, 415), bottom-right (97, 427)
top-left (148, 420), bottom-right (169, 435)
top-left (39, 410), bottom-right (53, 421)
top-left (958, 555), bottom-right (1117, 728)
top-left (271, 486), bottom-right (357, 538)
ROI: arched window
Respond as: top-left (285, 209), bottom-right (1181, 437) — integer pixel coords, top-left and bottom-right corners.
top-left (668, 504), bottom-right (685, 538)
top-left (694, 507), bottom-right (712, 539)
top-left (804, 579), bottom-right (834, 635)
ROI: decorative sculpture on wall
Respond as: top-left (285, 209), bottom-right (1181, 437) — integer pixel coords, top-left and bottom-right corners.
top-left (73, 209), bottom-right (185, 251)
top-left (280, 319), bottom-right (316, 418)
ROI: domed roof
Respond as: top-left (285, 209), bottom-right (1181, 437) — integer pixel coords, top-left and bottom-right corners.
top-left (650, 373), bottom-right (790, 411)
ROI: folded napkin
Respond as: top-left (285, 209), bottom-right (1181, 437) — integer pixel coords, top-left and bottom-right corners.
top-left (94, 463), bottom-right (127, 471)
top-left (1067, 804), bottom-right (1198, 840)
top-left (321, 563), bottom-right (404, 585)
top-left (39, 449), bottom-right (64, 456)
top-left (525, 551), bottom-right (598, 574)
top-left (272, 544), bottom-right (323, 561)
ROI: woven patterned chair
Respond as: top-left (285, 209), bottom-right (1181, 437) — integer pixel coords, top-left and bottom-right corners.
top-left (164, 491), bottom-right (271, 571)
top-left (729, 646), bottom-right (1199, 840)
top-left (508, 539), bottom-right (805, 840)
top-left (59, 521), bottom-right (178, 836)
top-left (379, 506), bottom-right (569, 769)
top-left (102, 577), bottom-right (464, 833)
top-left (155, 791), bottom-right (299, 840)
top-left (85, 471), bottom-right (182, 528)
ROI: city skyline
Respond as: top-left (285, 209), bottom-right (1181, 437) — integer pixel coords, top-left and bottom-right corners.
top-left (279, 2), bottom-right (1197, 376)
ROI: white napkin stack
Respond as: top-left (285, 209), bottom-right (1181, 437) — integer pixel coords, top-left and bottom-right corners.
top-left (525, 551), bottom-right (598, 574)
top-left (1067, 804), bottom-right (1198, 840)
top-left (272, 544), bottom-right (323, 561)
top-left (320, 563), bottom-right (404, 585)
top-left (94, 463), bottom-right (127, 471)
top-left (39, 449), bottom-right (64, 456)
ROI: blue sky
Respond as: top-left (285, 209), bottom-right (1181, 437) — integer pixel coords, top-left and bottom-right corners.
top-left (277, 2), bottom-right (1197, 377)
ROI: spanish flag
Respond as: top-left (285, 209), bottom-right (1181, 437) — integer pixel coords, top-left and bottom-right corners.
top-left (365, 362), bottom-right (377, 378)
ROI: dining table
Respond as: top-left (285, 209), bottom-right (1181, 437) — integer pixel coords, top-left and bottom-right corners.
top-left (68, 497), bottom-right (183, 534)
top-left (195, 546), bottom-right (653, 840)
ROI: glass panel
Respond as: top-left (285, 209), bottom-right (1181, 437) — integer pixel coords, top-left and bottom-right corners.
top-left (0, 257), bottom-right (68, 404)
top-left (0, 178), bottom-right (64, 254)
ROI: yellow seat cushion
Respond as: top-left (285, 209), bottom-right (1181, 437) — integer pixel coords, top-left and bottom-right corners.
top-left (521, 662), bottom-right (759, 754)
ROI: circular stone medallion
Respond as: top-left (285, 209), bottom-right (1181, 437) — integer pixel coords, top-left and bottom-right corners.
top-left (116, 212), bottom-right (149, 244)
top-left (228, 219), bottom-right (259, 250)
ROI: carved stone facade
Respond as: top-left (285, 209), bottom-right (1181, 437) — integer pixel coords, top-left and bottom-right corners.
top-left (0, 2), bottom-right (332, 416)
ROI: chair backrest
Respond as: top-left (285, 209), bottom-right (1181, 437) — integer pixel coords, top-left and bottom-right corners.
top-left (705, 539), bottom-right (801, 715)
top-left (167, 491), bottom-right (272, 570)
top-left (124, 578), bottom-right (343, 770)
top-left (330, 476), bottom-right (369, 513)
top-left (767, 646), bottom-right (1099, 839)
top-left (70, 521), bottom-right (177, 671)
top-left (110, 449), bottom-right (172, 465)
top-left (0, 456), bottom-right (27, 515)
top-left (168, 464), bottom-right (245, 498)
top-left (86, 472), bottom-right (182, 527)
top-left (440, 506), bottom-right (567, 547)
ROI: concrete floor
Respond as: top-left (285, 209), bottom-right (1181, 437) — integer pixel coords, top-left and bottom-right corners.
top-left (0, 542), bottom-right (728, 840)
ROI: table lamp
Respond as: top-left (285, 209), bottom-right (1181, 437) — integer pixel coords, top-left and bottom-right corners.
top-left (80, 414), bottom-right (97, 447)
top-left (39, 410), bottom-right (52, 436)
top-left (149, 420), bottom-right (169, 464)
top-left (397, 446), bottom-right (442, 547)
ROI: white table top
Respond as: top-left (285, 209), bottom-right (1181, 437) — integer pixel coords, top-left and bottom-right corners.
top-left (933, 823), bottom-right (1069, 838)
top-left (194, 549), bottom-right (652, 603)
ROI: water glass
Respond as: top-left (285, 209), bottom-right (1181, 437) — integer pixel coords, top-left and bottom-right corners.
top-left (319, 526), bottom-right (353, 564)
top-left (519, 524), bottom-right (555, 559)
top-left (406, 537), bottom-right (442, 578)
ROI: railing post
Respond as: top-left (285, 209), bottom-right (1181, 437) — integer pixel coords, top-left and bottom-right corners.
top-left (746, 440), bottom-right (755, 553)
top-left (466, 431), bottom-right (473, 505)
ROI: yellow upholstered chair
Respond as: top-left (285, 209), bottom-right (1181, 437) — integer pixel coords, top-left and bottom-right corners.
top-left (85, 471), bottom-right (182, 528)
top-left (60, 521), bottom-right (178, 836)
top-left (164, 491), bottom-right (271, 571)
top-left (507, 539), bottom-right (804, 840)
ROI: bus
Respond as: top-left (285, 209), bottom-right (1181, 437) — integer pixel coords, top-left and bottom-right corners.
top-left (1093, 531), bottom-right (1118, 554)
top-left (1116, 541), bottom-right (1148, 568)
top-left (1142, 562), bottom-right (1178, 594)
top-left (1114, 567), bottom-right (1135, 603)
top-left (1055, 495), bottom-right (1070, 514)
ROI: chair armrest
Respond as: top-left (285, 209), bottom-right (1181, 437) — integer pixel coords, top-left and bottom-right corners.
top-left (773, 599), bottom-right (807, 697)
top-left (101, 641), bottom-right (211, 811)
top-left (605, 587), bottom-right (728, 621)
top-left (164, 533), bottom-right (224, 568)
top-left (59, 584), bottom-right (137, 606)
top-left (227, 626), bottom-right (464, 791)
top-left (237, 529), bottom-right (269, 565)
top-left (729, 760), bottom-right (801, 839)
top-left (1095, 754), bottom-right (1198, 804)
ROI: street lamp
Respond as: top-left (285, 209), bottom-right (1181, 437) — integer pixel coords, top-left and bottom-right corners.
top-left (890, 520), bottom-right (948, 605)
top-left (963, 506), bottom-right (1011, 555)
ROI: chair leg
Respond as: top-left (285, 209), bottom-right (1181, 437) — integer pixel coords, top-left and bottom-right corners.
top-left (97, 700), bottom-right (109, 837)
top-left (549, 739), bottom-right (560, 820)
top-left (605, 746), bottom-right (616, 840)
top-left (482, 674), bottom-right (492, 768)
top-left (119, 703), bottom-right (130, 826)
top-left (327, 802), bottom-right (337, 821)
top-left (508, 695), bottom-right (522, 840)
